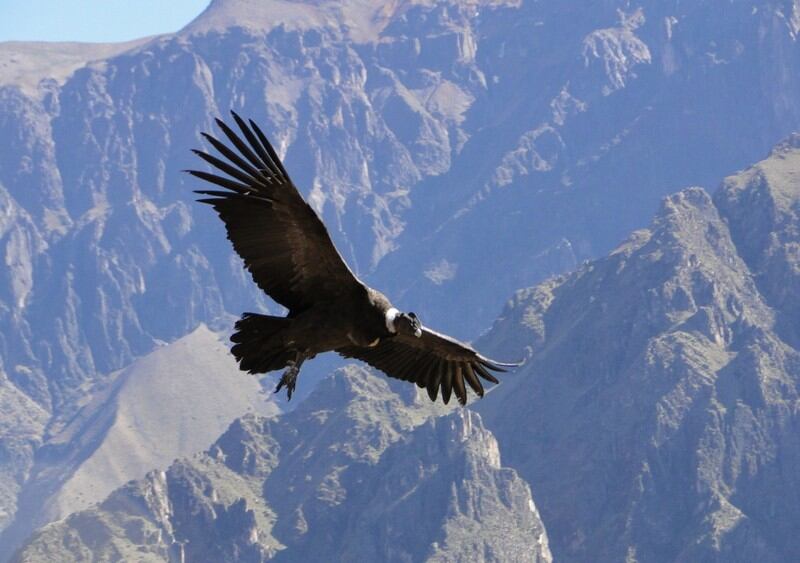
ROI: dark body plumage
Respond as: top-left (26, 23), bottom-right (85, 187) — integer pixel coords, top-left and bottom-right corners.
top-left (189, 113), bottom-right (517, 405)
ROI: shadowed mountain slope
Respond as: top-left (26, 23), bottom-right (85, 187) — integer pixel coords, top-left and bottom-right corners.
top-left (475, 138), bottom-right (800, 561)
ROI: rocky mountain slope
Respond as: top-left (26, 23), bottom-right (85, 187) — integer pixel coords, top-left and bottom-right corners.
top-left (15, 127), bottom-right (800, 563)
top-left (0, 326), bottom-right (278, 560)
top-left (0, 39), bottom-right (153, 98)
top-left (2, 2), bottom-right (523, 538)
top-left (3, 0), bottom-right (800, 557)
top-left (4, 0), bottom-right (800, 419)
top-left (15, 367), bottom-right (551, 563)
top-left (475, 138), bottom-right (800, 561)
top-left (373, 0), bottom-right (800, 336)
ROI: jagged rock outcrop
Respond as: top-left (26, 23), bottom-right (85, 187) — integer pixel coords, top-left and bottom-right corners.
top-left (15, 367), bottom-right (550, 562)
top-left (476, 139), bottom-right (800, 561)
top-left (714, 134), bottom-right (800, 347)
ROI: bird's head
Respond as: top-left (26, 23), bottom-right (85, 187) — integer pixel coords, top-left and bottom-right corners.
top-left (395, 312), bottom-right (423, 338)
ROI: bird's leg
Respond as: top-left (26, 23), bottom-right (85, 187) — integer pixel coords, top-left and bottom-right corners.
top-left (275, 351), bottom-right (307, 400)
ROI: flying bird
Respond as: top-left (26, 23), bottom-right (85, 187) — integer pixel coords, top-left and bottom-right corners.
top-left (189, 112), bottom-right (518, 405)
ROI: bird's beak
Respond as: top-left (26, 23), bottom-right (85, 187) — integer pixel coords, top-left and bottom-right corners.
top-left (414, 328), bottom-right (422, 338)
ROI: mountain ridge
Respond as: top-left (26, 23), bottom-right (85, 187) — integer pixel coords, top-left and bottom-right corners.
top-left (0, 38), bottom-right (155, 98)
top-left (475, 137), bottom-right (800, 561)
top-left (3, 0), bottom-right (800, 556)
top-left (14, 366), bottom-right (551, 562)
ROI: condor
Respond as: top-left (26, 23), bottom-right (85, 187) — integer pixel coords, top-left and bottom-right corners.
top-left (189, 112), bottom-right (517, 404)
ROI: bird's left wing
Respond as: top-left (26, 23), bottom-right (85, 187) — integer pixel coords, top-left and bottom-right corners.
top-left (189, 112), bottom-right (364, 313)
top-left (338, 327), bottom-right (517, 405)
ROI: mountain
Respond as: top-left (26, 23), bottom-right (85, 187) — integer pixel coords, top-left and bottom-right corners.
top-left (15, 131), bottom-right (800, 563)
top-left (372, 0), bottom-right (800, 336)
top-left (4, 0), bottom-right (800, 418)
top-left (4, 0), bottom-right (800, 555)
top-left (0, 39), bottom-right (153, 98)
top-left (475, 138), bottom-right (800, 561)
top-left (0, 325), bottom-right (278, 560)
top-left (14, 366), bottom-right (551, 563)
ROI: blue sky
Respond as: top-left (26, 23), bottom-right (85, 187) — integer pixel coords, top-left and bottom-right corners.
top-left (0, 0), bottom-right (210, 43)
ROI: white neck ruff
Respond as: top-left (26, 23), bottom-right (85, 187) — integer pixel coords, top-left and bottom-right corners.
top-left (385, 307), bottom-right (400, 333)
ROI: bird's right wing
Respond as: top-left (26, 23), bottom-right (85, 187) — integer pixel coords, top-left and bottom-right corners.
top-left (338, 326), bottom-right (518, 405)
top-left (189, 112), bottom-right (364, 313)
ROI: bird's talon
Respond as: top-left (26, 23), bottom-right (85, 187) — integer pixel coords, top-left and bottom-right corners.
top-left (275, 364), bottom-right (299, 400)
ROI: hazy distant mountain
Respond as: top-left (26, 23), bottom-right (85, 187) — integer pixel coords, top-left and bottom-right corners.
top-left (372, 0), bottom-right (800, 337)
top-left (4, 0), bottom-right (800, 418)
top-left (3, 0), bottom-right (800, 558)
top-left (476, 138), bottom-right (800, 561)
top-left (15, 367), bottom-right (551, 563)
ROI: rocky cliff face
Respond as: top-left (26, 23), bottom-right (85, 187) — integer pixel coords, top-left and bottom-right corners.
top-left (15, 367), bottom-right (551, 563)
top-left (475, 139), bottom-right (800, 561)
top-left (15, 135), bottom-right (800, 561)
top-left (0, 2), bottom-right (520, 538)
top-left (373, 0), bottom-right (800, 338)
top-left (4, 0), bottom-right (800, 421)
top-left (4, 0), bottom-right (800, 558)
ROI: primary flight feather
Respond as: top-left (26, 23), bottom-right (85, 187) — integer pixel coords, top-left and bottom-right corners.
top-left (189, 112), bottom-right (518, 405)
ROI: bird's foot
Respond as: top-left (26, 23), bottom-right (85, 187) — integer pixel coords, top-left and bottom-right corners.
top-left (275, 362), bottom-right (299, 400)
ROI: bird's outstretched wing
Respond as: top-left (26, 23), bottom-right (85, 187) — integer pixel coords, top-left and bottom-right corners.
top-left (189, 112), bottom-right (363, 313)
top-left (338, 327), bottom-right (518, 405)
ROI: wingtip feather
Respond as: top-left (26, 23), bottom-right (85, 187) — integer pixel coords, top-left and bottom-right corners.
top-left (473, 362), bottom-right (500, 384)
top-left (478, 356), bottom-right (523, 372)
top-left (463, 364), bottom-right (484, 398)
top-left (453, 365), bottom-right (467, 406)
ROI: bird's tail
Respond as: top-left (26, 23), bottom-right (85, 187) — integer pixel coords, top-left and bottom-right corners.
top-left (230, 313), bottom-right (292, 374)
